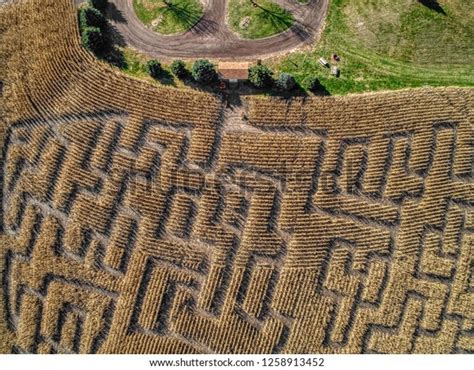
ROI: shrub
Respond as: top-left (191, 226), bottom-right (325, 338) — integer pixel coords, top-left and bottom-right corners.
top-left (276, 73), bottom-right (296, 91)
top-left (79, 6), bottom-right (107, 30)
top-left (145, 60), bottom-right (163, 79)
top-left (191, 59), bottom-right (217, 84)
top-left (306, 77), bottom-right (321, 92)
top-left (170, 60), bottom-right (187, 79)
top-left (81, 27), bottom-right (105, 53)
top-left (88, 0), bottom-right (108, 13)
top-left (306, 76), bottom-right (329, 95)
top-left (306, 77), bottom-right (325, 92)
top-left (248, 64), bottom-right (273, 88)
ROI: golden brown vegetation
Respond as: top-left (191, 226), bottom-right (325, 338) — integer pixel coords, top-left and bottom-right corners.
top-left (0, 0), bottom-right (472, 354)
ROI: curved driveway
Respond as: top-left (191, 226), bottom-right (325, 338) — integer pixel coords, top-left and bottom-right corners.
top-left (107, 0), bottom-right (329, 59)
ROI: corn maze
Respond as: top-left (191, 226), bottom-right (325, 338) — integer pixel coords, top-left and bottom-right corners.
top-left (0, 0), bottom-right (473, 354)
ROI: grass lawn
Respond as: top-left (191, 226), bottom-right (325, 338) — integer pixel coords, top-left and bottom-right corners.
top-left (228, 0), bottom-right (294, 39)
top-left (120, 48), bottom-right (190, 88)
top-left (132, 0), bottom-right (203, 34)
top-left (272, 0), bottom-right (474, 95)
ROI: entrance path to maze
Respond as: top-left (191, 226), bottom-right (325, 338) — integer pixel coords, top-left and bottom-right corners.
top-left (103, 0), bottom-right (329, 59)
top-left (1, 0), bottom-right (473, 354)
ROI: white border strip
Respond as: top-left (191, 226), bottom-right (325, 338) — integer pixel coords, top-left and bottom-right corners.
top-left (0, 354), bottom-right (469, 370)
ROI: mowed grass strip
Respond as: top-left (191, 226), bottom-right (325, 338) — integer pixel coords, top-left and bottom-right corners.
top-left (133, 0), bottom-right (203, 35)
top-left (274, 0), bottom-right (474, 95)
top-left (228, 0), bottom-right (294, 39)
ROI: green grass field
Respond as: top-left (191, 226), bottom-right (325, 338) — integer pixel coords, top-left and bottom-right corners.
top-left (132, 0), bottom-right (203, 35)
top-left (228, 0), bottom-right (294, 39)
top-left (273, 0), bottom-right (474, 95)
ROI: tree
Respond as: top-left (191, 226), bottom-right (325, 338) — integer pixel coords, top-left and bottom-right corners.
top-left (170, 60), bottom-right (187, 79)
top-left (88, 0), bottom-right (108, 13)
top-left (79, 6), bottom-right (107, 30)
top-left (191, 59), bottom-right (217, 84)
top-left (248, 64), bottom-right (273, 88)
top-left (145, 60), bottom-right (163, 79)
top-left (276, 73), bottom-right (296, 91)
top-left (81, 27), bottom-right (105, 53)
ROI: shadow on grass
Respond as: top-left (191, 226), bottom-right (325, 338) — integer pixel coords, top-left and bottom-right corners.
top-left (418, 0), bottom-right (446, 15)
top-left (85, 19), bottom-right (127, 68)
top-left (309, 80), bottom-right (331, 96)
top-left (255, 1), bottom-right (294, 31)
top-left (273, 83), bottom-right (309, 98)
top-left (236, 77), bottom-right (332, 97)
top-left (160, 1), bottom-right (203, 31)
top-left (238, 81), bottom-right (310, 97)
top-left (100, 49), bottom-right (127, 69)
top-left (153, 69), bottom-right (177, 87)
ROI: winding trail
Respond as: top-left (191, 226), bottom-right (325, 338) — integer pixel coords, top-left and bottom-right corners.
top-left (105, 0), bottom-right (329, 59)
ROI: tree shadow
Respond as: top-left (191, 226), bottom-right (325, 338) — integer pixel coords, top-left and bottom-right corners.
top-left (257, 2), bottom-right (294, 32)
top-left (240, 80), bottom-right (308, 97)
top-left (107, 22), bottom-right (127, 47)
top-left (97, 46), bottom-right (127, 69)
top-left (94, 24), bottom-right (127, 68)
top-left (189, 17), bottom-right (219, 36)
top-left (291, 23), bottom-right (312, 42)
top-left (274, 82), bottom-right (308, 98)
top-left (154, 69), bottom-right (176, 87)
top-left (309, 80), bottom-right (331, 96)
top-left (226, 91), bottom-right (243, 109)
top-left (183, 77), bottom-right (221, 94)
top-left (161, 2), bottom-right (203, 30)
top-left (418, 0), bottom-right (446, 15)
top-left (107, 2), bottom-right (127, 23)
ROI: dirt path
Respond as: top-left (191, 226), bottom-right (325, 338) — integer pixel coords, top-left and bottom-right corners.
top-left (106, 0), bottom-right (329, 60)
